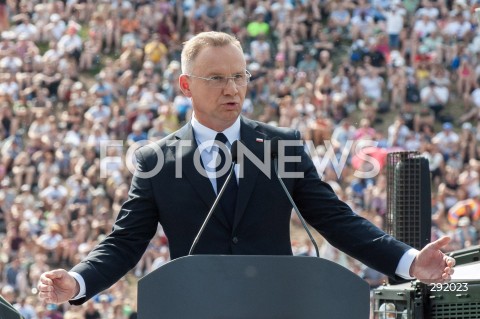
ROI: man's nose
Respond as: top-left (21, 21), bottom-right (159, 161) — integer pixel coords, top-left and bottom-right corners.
top-left (223, 78), bottom-right (239, 94)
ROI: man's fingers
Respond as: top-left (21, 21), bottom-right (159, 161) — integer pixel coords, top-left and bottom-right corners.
top-left (39, 269), bottom-right (68, 289)
top-left (444, 266), bottom-right (454, 275)
top-left (38, 289), bottom-right (56, 303)
top-left (44, 269), bottom-right (65, 279)
top-left (38, 270), bottom-right (63, 292)
top-left (429, 236), bottom-right (451, 250)
top-left (38, 291), bottom-right (52, 299)
top-left (40, 273), bottom-right (55, 285)
top-left (444, 256), bottom-right (456, 267)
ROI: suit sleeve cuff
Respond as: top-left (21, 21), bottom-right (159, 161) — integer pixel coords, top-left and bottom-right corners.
top-left (68, 271), bottom-right (86, 300)
top-left (395, 248), bottom-right (419, 279)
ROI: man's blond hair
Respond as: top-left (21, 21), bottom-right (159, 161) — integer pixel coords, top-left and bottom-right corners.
top-left (181, 31), bottom-right (243, 74)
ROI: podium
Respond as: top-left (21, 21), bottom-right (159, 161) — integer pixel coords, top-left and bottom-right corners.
top-left (138, 255), bottom-right (370, 319)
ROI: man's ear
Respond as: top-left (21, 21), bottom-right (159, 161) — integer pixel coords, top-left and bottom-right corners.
top-left (179, 75), bottom-right (192, 97)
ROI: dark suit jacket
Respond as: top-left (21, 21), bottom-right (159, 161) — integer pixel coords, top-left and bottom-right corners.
top-left (70, 116), bottom-right (411, 304)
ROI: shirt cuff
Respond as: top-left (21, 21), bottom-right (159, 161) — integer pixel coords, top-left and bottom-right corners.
top-left (395, 248), bottom-right (419, 279)
top-left (68, 271), bottom-right (86, 300)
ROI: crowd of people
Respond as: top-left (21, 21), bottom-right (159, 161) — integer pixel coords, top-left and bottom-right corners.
top-left (0, 0), bottom-right (479, 318)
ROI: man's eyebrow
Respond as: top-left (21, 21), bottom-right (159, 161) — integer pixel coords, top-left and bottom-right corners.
top-left (205, 70), bottom-right (246, 76)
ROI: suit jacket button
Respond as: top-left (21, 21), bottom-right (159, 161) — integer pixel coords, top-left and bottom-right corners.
top-left (232, 237), bottom-right (238, 244)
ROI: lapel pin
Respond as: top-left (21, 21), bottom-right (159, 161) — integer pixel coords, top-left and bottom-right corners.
top-left (255, 138), bottom-right (264, 143)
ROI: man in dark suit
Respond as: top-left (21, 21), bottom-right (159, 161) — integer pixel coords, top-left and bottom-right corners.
top-left (38, 31), bottom-right (454, 305)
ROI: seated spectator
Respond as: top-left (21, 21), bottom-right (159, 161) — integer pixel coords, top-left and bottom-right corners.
top-left (39, 177), bottom-right (68, 210)
top-left (16, 184), bottom-right (35, 210)
top-left (14, 15), bottom-right (38, 41)
top-left (43, 13), bottom-right (66, 42)
top-left (404, 131), bottom-right (422, 151)
top-left (432, 122), bottom-right (459, 161)
top-left (414, 106), bottom-right (435, 133)
top-left (387, 115), bottom-right (410, 148)
top-left (11, 151), bottom-right (35, 190)
top-left (28, 110), bottom-right (51, 141)
top-left (297, 49), bottom-right (318, 80)
top-left (119, 38), bottom-right (144, 70)
top-left (327, 2), bottom-right (350, 40)
top-left (306, 112), bottom-right (333, 147)
top-left (57, 23), bottom-right (82, 64)
top-left (354, 118), bottom-right (376, 140)
top-left (246, 10), bottom-right (269, 39)
top-left (35, 149), bottom-right (60, 190)
top-left (277, 28), bottom-right (303, 67)
top-left (387, 62), bottom-right (407, 109)
top-left (331, 118), bottom-right (356, 152)
top-left (459, 122), bottom-right (479, 165)
top-left (79, 29), bottom-right (102, 71)
top-left (442, 12), bottom-right (472, 43)
top-left (200, 0), bottom-right (223, 30)
top-left (148, 118), bottom-right (167, 141)
top-left (460, 79), bottom-right (480, 123)
top-left (157, 104), bottom-right (179, 134)
top-left (358, 68), bottom-right (384, 104)
top-left (85, 124), bottom-right (109, 153)
top-left (350, 10), bottom-right (375, 40)
top-left (84, 100), bottom-right (111, 128)
top-left (312, 28), bottom-right (334, 53)
top-left (137, 61), bottom-right (162, 89)
top-left (126, 122), bottom-right (148, 146)
top-left (0, 47), bottom-right (22, 73)
top-left (250, 33), bottom-right (271, 66)
top-left (420, 80), bottom-right (449, 120)
top-left (458, 160), bottom-right (480, 198)
top-left (89, 73), bottom-right (115, 107)
top-left (270, 0), bottom-right (294, 27)
top-left (456, 54), bottom-right (474, 103)
top-left (35, 223), bottom-right (63, 264)
top-left (413, 12), bottom-right (437, 39)
top-left (15, 33), bottom-right (39, 62)
top-left (399, 103), bottom-right (416, 131)
top-left (172, 92), bottom-right (192, 124)
top-left (430, 63), bottom-right (451, 88)
top-left (119, 8), bottom-right (140, 49)
top-left (358, 97), bottom-right (378, 124)
top-left (144, 33), bottom-right (168, 70)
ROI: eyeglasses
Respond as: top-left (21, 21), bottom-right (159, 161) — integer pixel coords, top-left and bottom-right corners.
top-left (186, 70), bottom-right (251, 88)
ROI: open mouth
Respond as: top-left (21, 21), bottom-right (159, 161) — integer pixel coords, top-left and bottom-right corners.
top-left (223, 102), bottom-right (238, 109)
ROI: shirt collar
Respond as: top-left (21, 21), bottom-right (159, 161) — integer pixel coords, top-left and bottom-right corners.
top-left (191, 115), bottom-right (241, 152)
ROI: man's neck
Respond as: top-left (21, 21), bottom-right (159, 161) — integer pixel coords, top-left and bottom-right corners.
top-left (191, 115), bottom-right (241, 145)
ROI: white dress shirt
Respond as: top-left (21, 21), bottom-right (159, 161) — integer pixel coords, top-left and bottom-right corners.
top-left (190, 115), bottom-right (241, 193)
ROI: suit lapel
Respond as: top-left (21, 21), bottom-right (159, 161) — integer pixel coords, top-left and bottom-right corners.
top-left (233, 118), bottom-right (269, 230)
top-left (173, 123), bottom-right (231, 230)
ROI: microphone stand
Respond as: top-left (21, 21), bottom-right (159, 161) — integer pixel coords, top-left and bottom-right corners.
top-left (272, 144), bottom-right (320, 258)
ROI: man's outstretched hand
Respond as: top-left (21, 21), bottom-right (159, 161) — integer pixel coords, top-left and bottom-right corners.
top-left (410, 236), bottom-right (455, 283)
top-left (38, 269), bottom-right (79, 304)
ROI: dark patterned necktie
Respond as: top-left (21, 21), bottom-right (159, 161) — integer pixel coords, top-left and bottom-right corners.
top-left (215, 133), bottom-right (238, 228)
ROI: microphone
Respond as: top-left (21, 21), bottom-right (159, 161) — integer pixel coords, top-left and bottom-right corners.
top-left (189, 140), bottom-right (239, 255)
top-left (270, 137), bottom-right (320, 258)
